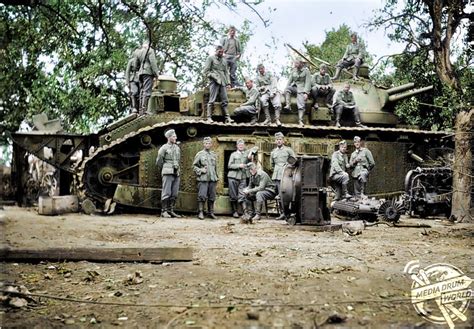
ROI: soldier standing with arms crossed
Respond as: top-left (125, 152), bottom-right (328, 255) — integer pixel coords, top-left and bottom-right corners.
top-left (349, 136), bottom-right (375, 198)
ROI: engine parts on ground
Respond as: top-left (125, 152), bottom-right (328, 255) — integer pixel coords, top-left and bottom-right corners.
top-left (331, 197), bottom-right (404, 222)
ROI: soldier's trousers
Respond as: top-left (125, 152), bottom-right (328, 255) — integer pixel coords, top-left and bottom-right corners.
top-left (161, 174), bottom-right (180, 201)
top-left (260, 92), bottom-right (281, 109)
top-left (337, 58), bottom-right (363, 70)
top-left (130, 81), bottom-right (140, 98)
top-left (334, 104), bottom-right (361, 123)
top-left (224, 55), bottom-right (239, 87)
top-left (284, 86), bottom-right (306, 110)
top-left (330, 172), bottom-right (349, 200)
top-left (310, 87), bottom-right (335, 105)
top-left (353, 169), bottom-right (369, 196)
top-left (208, 81), bottom-right (229, 110)
top-left (234, 105), bottom-right (257, 120)
top-left (246, 189), bottom-right (277, 203)
top-left (197, 181), bottom-right (217, 202)
top-left (273, 179), bottom-right (281, 196)
top-left (228, 177), bottom-right (247, 203)
top-left (139, 74), bottom-right (154, 113)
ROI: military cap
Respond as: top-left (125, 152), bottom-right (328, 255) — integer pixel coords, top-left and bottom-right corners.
top-left (236, 138), bottom-right (245, 145)
top-left (215, 44), bottom-right (224, 50)
top-left (164, 129), bottom-right (176, 138)
top-left (353, 136), bottom-right (361, 142)
top-left (338, 140), bottom-right (347, 146)
top-left (320, 64), bottom-right (327, 70)
top-left (257, 63), bottom-right (265, 69)
top-left (247, 162), bottom-right (257, 170)
top-left (274, 132), bottom-right (284, 138)
top-left (203, 136), bottom-right (212, 143)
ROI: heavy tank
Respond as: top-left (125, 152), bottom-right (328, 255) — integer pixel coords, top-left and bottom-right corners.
top-left (10, 73), bottom-right (451, 215)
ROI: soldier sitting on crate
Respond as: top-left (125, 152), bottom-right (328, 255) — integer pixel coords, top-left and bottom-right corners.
top-left (241, 163), bottom-right (277, 221)
top-left (233, 78), bottom-right (260, 124)
top-left (329, 140), bottom-right (351, 201)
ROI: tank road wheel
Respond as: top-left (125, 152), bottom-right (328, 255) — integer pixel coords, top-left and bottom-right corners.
top-left (286, 215), bottom-right (297, 226)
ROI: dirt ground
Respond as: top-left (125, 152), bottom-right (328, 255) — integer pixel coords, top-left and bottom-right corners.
top-left (1, 206), bottom-right (473, 328)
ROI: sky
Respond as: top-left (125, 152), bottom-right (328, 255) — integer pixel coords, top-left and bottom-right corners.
top-left (204, 0), bottom-right (405, 74)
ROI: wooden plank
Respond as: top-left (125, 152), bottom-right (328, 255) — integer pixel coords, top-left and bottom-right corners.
top-left (0, 247), bottom-right (193, 263)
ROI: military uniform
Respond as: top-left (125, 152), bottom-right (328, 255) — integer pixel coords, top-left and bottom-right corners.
top-left (349, 147), bottom-right (375, 197)
top-left (333, 89), bottom-right (363, 127)
top-left (244, 168), bottom-right (277, 220)
top-left (134, 45), bottom-right (160, 115)
top-left (271, 145), bottom-right (296, 194)
top-left (333, 42), bottom-right (365, 79)
top-left (310, 73), bottom-right (335, 108)
top-left (193, 139), bottom-right (219, 219)
top-left (220, 35), bottom-right (242, 87)
top-left (329, 149), bottom-right (350, 200)
top-left (203, 53), bottom-right (233, 123)
top-left (125, 57), bottom-right (140, 113)
top-left (284, 67), bottom-right (311, 126)
top-left (255, 70), bottom-right (281, 125)
top-left (156, 132), bottom-right (180, 217)
top-left (234, 86), bottom-right (259, 124)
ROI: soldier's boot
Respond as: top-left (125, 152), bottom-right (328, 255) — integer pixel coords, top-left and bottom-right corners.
top-left (262, 107), bottom-right (271, 125)
top-left (223, 107), bottom-right (234, 124)
top-left (298, 109), bottom-right (305, 127)
top-left (197, 202), bottom-right (205, 220)
top-left (207, 202), bottom-right (217, 219)
top-left (206, 104), bottom-right (214, 122)
top-left (353, 66), bottom-right (360, 80)
top-left (249, 114), bottom-right (258, 125)
top-left (169, 199), bottom-right (181, 218)
top-left (359, 182), bottom-right (367, 198)
top-left (342, 184), bottom-right (352, 199)
top-left (240, 202), bottom-right (249, 219)
top-left (354, 111), bottom-right (367, 128)
top-left (334, 185), bottom-right (342, 201)
top-left (332, 67), bottom-right (342, 80)
top-left (335, 112), bottom-right (342, 128)
top-left (140, 96), bottom-right (150, 115)
top-left (283, 92), bottom-right (291, 111)
top-left (130, 97), bottom-right (139, 113)
top-left (161, 199), bottom-right (172, 218)
top-left (251, 201), bottom-right (263, 221)
top-left (231, 201), bottom-right (239, 218)
top-left (274, 107), bottom-right (282, 126)
top-left (276, 199), bottom-right (287, 220)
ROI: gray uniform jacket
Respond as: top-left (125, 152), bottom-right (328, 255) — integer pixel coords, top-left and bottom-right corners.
top-left (228, 150), bottom-right (251, 180)
top-left (343, 42), bottom-right (364, 61)
top-left (247, 170), bottom-right (276, 194)
top-left (312, 73), bottom-right (332, 88)
top-left (335, 90), bottom-right (356, 107)
top-left (135, 47), bottom-right (160, 77)
top-left (125, 58), bottom-right (139, 85)
top-left (349, 148), bottom-right (375, 178)
top-left (220, 36), bottom-right (242, 56)
top-left (329, 150), bottom-right (348, 178)
top-left (193, 149), bottom-right (218, 182)
top-left (271, 146), bottom-right (296, 180)
top-left (156, 143), bottom-right (181, 176)
top-left (203, 55), bottom-right (230, 86)
top-left (286, 67), bottom-right (312, 94)
top-left (237, 86), bottom-right (259, 106)
top-left (255, 71), bottom-right (278, 94)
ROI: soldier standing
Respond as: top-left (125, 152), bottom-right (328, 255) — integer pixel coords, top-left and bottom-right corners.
top-left (255, 64), bottom-right (282, 126)
top-left (203, 45), bottom-right (234, 123)
top-left (329, 140), bottom-right (351, 201)
top-left (349, 136), bottom-right (375, 198)
top-left (242, 163), bottom-right (277, 221)
top-left (283, 60), bottom-right (311, 127)
top-left (220, 26), bottom-right (242, 88)
top-left (332, 33), bottom-right (365, 80)
top-left (125, 55), bottom-right (140, 113)
top-left (271, 132), bottom-right (296, 220)
top-left (134, 41), bottom-right (160, 115)
top-left (234, 78), bottom-right (259, 124)
top-left (156, 129), bottom-right (181, 218)
top-left (192, 137), bottom-right (219, 219)
top-left (310, 64), bottom-right (335, 110)
top-left (333, 83), bottom-right (366, 128)
top-left (227, 139), bottom-right (255, 218)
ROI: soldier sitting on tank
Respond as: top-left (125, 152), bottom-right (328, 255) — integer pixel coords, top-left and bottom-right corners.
top-left (329, 140), bottom-right (351, 201)
top-left (310, 64), bottom-right (335, 110)
top-left (255, 64), bottom-right (282, 126)
top-left (203, 44), bottom-right (234, 123)
top-left (125, 53), bottom-right (140, 113)
top-left (283, 59), bottom-right (312, 127)
top-left (242, 162), bottom-right (277, 221)
top-left (134, 41), bottom-right (161, 115)
top-left (333, 83), bottom-right (366, 128)
top-left (193, 137), bottom-right (219, 220)
top-left (233, 78), bottom-right (259, 124)
top-left (332, 33), bottom-right (365, 80)
top-left (348, 136), bottom-right (375, 198)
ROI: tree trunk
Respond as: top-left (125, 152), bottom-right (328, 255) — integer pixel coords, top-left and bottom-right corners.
top-left (451, 109), bottom-right (474, 222)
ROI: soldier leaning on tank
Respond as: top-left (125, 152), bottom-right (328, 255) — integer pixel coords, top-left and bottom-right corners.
top-left (349, 136), bottom-right (375, 198)
top-left (192, 137), bottom-right (219, 220)
top-left (283, 59), bottom-right (312, 127)
top-left (242, 163), bottom-right (277, 221)
top-left (134, 41), bottom-right (161, 115)
top-left (271, 132), bottom-right (296, 220)
top-left (310, 64), bottom-right (335, 110)
top-left (220, 26), bottom-right (242, 88)
top-left (203, 45), bottom-right (234, 124)
top-left (233, 78), bottom-right (259, 124)
top-left (227, 139), bottom-right (256, 218)
top-left (329, 140), bottom-right (351, 201)
top-left (125, 56), bottom-right (140, 113)
top-left (333, 83), bottom-right (366, 128)
top-left (156, 129), bottom-right (181, 218)
top-left (332, 33), bottom-right (364, 80)
top-left (255, 64), bottom-right (282, 126)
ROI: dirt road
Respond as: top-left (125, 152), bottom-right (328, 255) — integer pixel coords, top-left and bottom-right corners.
top-left (1, 206), bottom-right (473, 328)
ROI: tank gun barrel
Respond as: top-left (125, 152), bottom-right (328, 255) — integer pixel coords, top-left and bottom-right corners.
top-left (386, 83), bottom-right (415, 95)
top-left (388, 85), bottom-right (433, 102)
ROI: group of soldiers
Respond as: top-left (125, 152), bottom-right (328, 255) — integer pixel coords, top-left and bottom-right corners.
top-left (156, 128), bottom-right (374, 220)
top-left (126, 28), bottom-right (366, 127)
